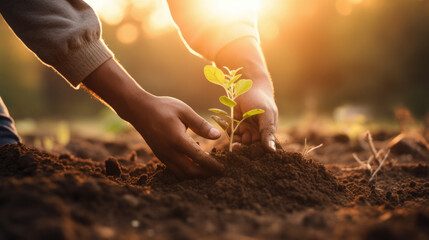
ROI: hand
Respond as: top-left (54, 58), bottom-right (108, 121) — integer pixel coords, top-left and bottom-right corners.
top-left (125, 94), bottom-right (225, 178)
top-left (214, 37), bottom-right (278, 152)
top-left (233, 83), bottom-right (278, 152)
top-left (82, 59), bottom-right (224, 178)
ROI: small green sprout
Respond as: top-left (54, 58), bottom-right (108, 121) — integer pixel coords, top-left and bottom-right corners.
top-left (204, 65), bottom-right (265, 152)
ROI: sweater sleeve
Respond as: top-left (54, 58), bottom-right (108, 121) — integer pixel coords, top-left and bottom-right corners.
top-left (0, 0), bottom-right (113, 89)
top-left (166, 0), bottom-right (260, 61)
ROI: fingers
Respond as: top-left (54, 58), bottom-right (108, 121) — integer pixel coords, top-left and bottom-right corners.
top-left (235, 121), bottom-right (260, 145)
top-left (163, 159), bottom-right (186, 179)
top-left (258, 113), bottom-right (277, 152)
top-left (170, 153), bottom-right (211, 178)
top-left (180, 107), bottom-right (220, 140)
top-left (176, 133), bottom-right (224, 174)
top-left (242, 131), bottom-right (252, 145)
top-left (157, 148), bottom-right (217, 178)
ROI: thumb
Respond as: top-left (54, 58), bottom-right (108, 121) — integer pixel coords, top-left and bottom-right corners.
top-left (259, 113), bottom-right (277, 152)
top-left (180, 107), bottom-right (221, 140)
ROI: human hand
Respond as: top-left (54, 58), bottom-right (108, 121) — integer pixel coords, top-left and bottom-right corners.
top-left (214, 37), bottom-right (278, 152)
top-left (82, 59), bottom-right (224, 179)
top-left (233, 83), bottom-right (278, 152)
top-left (125, 94), bottom-right (225, 178)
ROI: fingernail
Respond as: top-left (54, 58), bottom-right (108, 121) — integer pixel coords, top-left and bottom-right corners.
top-left (269, 140), bottom-right (276, 152)
top-left (209, 128), bottom-right (221, 138)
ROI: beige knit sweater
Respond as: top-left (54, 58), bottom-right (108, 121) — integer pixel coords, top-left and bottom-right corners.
top-left (0, 0), bottom-right (258, 89)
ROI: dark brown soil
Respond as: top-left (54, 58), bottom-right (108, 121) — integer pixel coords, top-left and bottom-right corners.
top-left (0, 131), bottom-right (428, 240)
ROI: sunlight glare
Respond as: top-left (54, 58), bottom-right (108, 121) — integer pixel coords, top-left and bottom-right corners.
top-left (202, 0), bottom-right (260, 22)
top-left (336, 0), bottom-right (353, 16)
top-left (142, 3), bottom-right (175, 37)
top-left (116, 23), bottom-right (139, 44)
top-left (85, 0), bottom-right (126, 25)
top-left (259, 19), bottom-right (279, 40)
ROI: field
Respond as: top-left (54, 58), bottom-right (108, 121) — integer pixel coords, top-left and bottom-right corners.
top-left (0, 125), bottom-right (428, 240)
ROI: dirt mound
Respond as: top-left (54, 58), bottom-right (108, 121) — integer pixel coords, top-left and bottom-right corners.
top-left (0, 142), bottom-right (348, 239)
top-left (151, 143), bottom-right (348, 213)
top-left (3, 139), bottom-right (427, 240)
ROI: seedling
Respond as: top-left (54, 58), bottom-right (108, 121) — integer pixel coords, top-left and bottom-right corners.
top-left (204, 65), bottom-right (264, 152)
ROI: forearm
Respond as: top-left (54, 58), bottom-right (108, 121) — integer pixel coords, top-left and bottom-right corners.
top-left (214, 37), bottom-right (273, 95)
top-left (82, 59), bottom-right (152, 121)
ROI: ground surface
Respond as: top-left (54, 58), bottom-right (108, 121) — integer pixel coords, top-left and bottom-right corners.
top-left (0, 128), bottom-right (428, 240)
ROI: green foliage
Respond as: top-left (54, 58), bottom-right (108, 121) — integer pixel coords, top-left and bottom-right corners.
top-left (208, 108), bottom-right (228, 116)
top-left (234, 79), bottom-right (252, 97)
top-left (204, 65), bottom-right (226, 86)
top-left (242, 109), bottom-right (265, 119)
top-left (205, 65), bottom-right (264, 152)
top-left (219, 96), bottom-right (237, 107)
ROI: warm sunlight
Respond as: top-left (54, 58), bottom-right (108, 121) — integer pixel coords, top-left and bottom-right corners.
top-left (201, 0), bottom-right (261, 22)
top-left (142, 3), bottom-right (175, 37)
top-left (116, 23), bottom-right (139, 44)
top-left (85, 0), bottom-right (127, 25)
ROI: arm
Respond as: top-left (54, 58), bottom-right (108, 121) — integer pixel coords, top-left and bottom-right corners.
top-left (82, 59), bottom-right (224, 178)
top-left (215, 37), bottom-right (278, 152)
top-left (167, 1), bottom-right (278, 151)
top-left (1, 0), bottom-right (224, 177)
top-left (0, 0), bottom-right (112, 88)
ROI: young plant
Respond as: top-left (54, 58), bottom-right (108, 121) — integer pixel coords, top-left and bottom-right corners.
top-left (204, 65), bottom-right (264, 152)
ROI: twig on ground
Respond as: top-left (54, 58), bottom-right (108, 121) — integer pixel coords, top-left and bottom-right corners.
top-left (352, 153), bottom-right (372, 173)
top-left (302, 138), bottom-right (323, 156)
top-left (344, 130), bottom-right (391, 183)
top-left (369, 149), bottom-right (390, 182)
top-left (365, 131), bottom-right (381, 166)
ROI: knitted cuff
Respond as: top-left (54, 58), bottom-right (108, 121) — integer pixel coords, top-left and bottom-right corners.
top-left (54, 39), bottom-right (113, 89)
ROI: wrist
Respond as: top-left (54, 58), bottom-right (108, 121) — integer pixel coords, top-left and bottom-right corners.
top-left (214, 37), bottom-right (273, 95)
top-left (82, 58), bottom-right (154, 121)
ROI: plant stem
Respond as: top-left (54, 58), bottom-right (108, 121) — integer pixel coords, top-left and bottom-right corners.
top-left (229, 106), bottom-right (234, 152)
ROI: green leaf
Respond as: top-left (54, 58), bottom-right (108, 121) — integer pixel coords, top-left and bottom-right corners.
top-left (211, 115), bottom-right (229, 130)
top-left (234, 79), bottom-right (252, 97)
top-left (219, 96), bottom-right (237, 107)
top-left (242, 109), bottom-right (265, 119)
top-left (227, 74), bottom-right (242, 87)
top-left (223, 66), bottom-right (232, 75)
top-left (231, 67), bottom-right (243, 76)
top-left (204, 65), bottom-right (226, 86)
top-left (208, 108), bottom-right (228, 116)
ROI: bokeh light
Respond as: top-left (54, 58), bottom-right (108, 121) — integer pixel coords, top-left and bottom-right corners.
top-left (85, 0), bottom-right (127, 25)
top-left (2, 0), bottom-right (429, 120)
top-left (116, 23), bottom-right (139, 44)
top-left (142, 4), bottom-right (175, 37)
top-left (201, 0), bottom-right (260, 22)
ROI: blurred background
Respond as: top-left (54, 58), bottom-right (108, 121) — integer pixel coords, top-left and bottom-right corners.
top-left (0, 0), bottom-right (428, 137)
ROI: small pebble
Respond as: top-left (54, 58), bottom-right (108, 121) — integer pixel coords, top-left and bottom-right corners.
top-left (131, 220), bottom-right (140, 228)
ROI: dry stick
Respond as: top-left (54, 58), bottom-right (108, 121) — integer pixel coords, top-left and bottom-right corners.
top-left (369, 149), bottom-right (390, 182)
top-left (302, 138), bottom-right (323, 156)
top-left (367, 149), bottom-right (384, 166)
top-left (365, 131), bottom-right (381, 166)
top-left (305, 144), bottom-right (323, 155)
top-left (352, 153), bottom-right (372, 173)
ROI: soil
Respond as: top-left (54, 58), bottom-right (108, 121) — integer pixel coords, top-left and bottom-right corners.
top-left (0, 130), bottom-right (428, 240)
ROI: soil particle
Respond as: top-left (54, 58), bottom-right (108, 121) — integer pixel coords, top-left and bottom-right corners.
top-left (104, 157), bottom-right (122, 177)
top-left (332, 133), bottom-right (350, 143)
